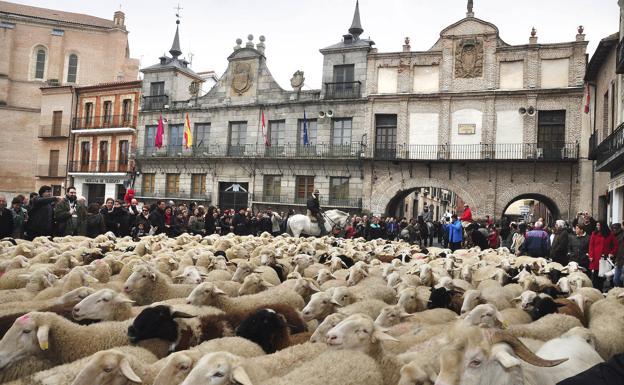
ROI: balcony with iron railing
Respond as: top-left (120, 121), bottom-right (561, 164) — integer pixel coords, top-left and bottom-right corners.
top-left (595, 122), bottom-right (624, 171)
top-left (324, 81), bottom-right (361, 99)
top-left (252, 194), bottom-right (362, 209)
top-left (142, 95), bottom-right (169, 111)
top-left (36, 163), bottom-right (67, 178)
top-left (136, 189), bottom-right (212, 202)
top-left (617, 37), bottom-right (624, 74)
top-left (137, 142), bottom-right (364, 159)
top-left (72, 115), bottom-right (137, 131)
top-left (369, 143), bottom-right (579, 161)
top-left (68, 160), bottom-right (131, 174)
top-left (38, 124), bottom-right (70, 138)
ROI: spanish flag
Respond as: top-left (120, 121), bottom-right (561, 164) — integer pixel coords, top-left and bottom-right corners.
top-left (183, 113), bottom-right (193, 148)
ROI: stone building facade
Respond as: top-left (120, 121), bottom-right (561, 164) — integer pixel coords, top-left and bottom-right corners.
top-left (0, 1), bottom-right (138, 199)
top-left (136, 3), bottom-right (588, 221)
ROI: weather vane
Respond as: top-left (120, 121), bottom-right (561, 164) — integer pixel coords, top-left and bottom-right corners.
top-left (174, 3), bottom-right (183, 20)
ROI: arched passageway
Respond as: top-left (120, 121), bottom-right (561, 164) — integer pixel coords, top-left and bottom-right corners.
top-left (385, 186), bottom-right (468, 221)
top-left (502, 193), bottom-right (560, 226)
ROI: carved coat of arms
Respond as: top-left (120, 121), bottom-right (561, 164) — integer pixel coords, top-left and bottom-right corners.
top-left (232, 62), bottom-right (253, 95)
top-left (290, 70), bottom-right (305, 91)
top-left (455, 38), bottom-right (483, 78)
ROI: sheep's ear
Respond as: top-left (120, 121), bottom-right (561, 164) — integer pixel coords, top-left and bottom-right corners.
top-left (36, 324), bottom-right (50, 350)
top-left (511, 296), bottom-right (521, 304)
top-left (119, 356), bottom-right (142, 382)
top-left (261, 280), bottom-right (274, 288)
top-left (213, 287), bottom-right (226, 295)
top-left (494, 349), bottom-right (522, 368)
top-left (399, 311), bottom-right (413, 319)
top-left (252, 269), bottom-right (264, 274)
top-left (171, 311), bottom-right (195, 319)
top-left (17, 273), bottom-right (31, 280)
top-left (330, 299), bottom-right (342, 306)
top-left (361, 269), bottom-right (369, 277)
top-left (149, 272), bottom-right (157, 281)
top-left (232, 366), bottom-right (253, 385)
top-left (371, 328), bottom-right (399, 343)
top-left (115, 296), bottom-right (135, 305)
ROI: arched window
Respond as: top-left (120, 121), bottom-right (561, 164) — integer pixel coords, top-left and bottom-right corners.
top-left (34, 48), bottom-right (46, 79)
top-left (67, 54), bottom-right (78, 83)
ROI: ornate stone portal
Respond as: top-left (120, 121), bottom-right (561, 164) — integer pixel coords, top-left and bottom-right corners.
top-left (454, 38), bottom-right (483, 78)
top-left (231, 62), bottom-right (253, 95)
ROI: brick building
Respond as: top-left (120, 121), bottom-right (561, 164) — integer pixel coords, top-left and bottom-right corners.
top-left (136, 2), bottom-right (588, 220)
top-left (0, 1), bottom-right (138, 199)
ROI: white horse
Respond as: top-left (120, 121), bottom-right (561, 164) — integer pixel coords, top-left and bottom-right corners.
top-left (286, 209), bottom-right (350, 237)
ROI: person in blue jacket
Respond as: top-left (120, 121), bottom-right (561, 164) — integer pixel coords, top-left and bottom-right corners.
top-left (448, 214), bottom-right (463, 251)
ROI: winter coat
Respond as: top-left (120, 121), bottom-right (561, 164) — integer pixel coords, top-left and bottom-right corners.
top-left (85, 213), bottom-right (106, 238)
top-left (589, 231), bottom-right (618, 271)
top-left (614, 230), bottom-right (624, 268)
top-left (448, 220), bottom-right (463, 243)
top-left (550, 229), bottom-right (570, 265)
top-left (232, 213), bottom-right (248, 235)
top-left (26, 196), bottom-right (56, 237)
top-left (10, 206), bottom-right (27, 238)
top-left (54, 199), bottom-right (87, 236)
top-left (521, 229), bottom-right (550, 257)
top-left (149, 208), bottom-right (166, 235)
top-left (0, 208), bottom-right (13, 238)
top-left (557, 352), bottom-right (624, 385)
top-left (271, 213), bottom-right (282, 233)
top-left (568, 233), bottom-right (590, 270)
top-left (188, 216), bottom-right (205, 234)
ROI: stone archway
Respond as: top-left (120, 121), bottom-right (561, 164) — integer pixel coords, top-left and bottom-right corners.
top-left (367, 176), bottom-right (482, 217)
top-left (497, 183), bottom-right (570, 221)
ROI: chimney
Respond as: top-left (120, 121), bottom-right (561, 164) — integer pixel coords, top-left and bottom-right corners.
top-left (113, 11), bottom-right (125, 28)
top-left (529, 27), bottom-right (538, 45)
top-left (403, 37), bottom-right (411, 52)
top-left (576, 25), bottom-right (585, 41)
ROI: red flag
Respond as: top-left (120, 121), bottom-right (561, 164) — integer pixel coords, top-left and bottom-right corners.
top-left (261, 110), bottom-right (269, 146)
top-left (584, 83), bottom-right (590, 114)
top-left (155, 115), bottom-right (164, 149)
top-left (183, 113), bottom-right (193, 148)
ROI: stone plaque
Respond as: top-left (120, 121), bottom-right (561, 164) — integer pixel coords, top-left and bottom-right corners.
top-left (458, 124), bottom-right (476, 135)
top-left (231, 62), bottom-right (253, 95)
top-left (455, 38), bottom-right (483, 78)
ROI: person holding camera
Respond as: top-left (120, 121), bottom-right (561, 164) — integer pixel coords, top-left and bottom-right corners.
top-left (589, 220), bottom-right (618, 291)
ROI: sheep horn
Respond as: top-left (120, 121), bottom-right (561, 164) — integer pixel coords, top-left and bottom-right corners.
top-left (489, 330), bottom-right (568, 367)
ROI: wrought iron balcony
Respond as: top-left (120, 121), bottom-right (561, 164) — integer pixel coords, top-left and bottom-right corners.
top-left (68, 160), bottom-right (131, 174)
top-left (369, 143), bottom-right (579, 161)
top-left (617, 37), bottom-right (624, 74)
top-left (38, 124), bottom-right (69, 138)
top-left (324, 81), bottom-right (361, 99)
top-left (595, 122), bottom-right (624, 171)
top-left (72, 115), bottom-right (136, 130)
top-left (136, 189), bottom-right (212, 202)
top-left (141, 95), bottom-right (169, 111)
top-left (252, 194), bottom-right (362, 209)
top-left (137, 142), bottom-right (364, 159)
top-left (36, 163), bottom-right (67, 178)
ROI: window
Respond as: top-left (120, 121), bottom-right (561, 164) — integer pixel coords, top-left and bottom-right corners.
top-left (99, 141), bottom-right (108, 172)
top-left (52, 111), bottom-right (62, 136)
top-left (122, 99), bottom-right (132, 124)
top-left (263, 175), bottom-right (281, 199)
top-left (103, 101), bottom-right (112, 126)
top-left (51, 28), bottom-right (64, 36)
top-left (333, 64), bottom-right (354, 83)
top-left (150, 82), bottom-right (165, 96)
top-left (331, 64), bottom-right (356, 98)
top-left (295, 176), bottom-right (314, 203)
top-left (145, 125), bottom-right (157, 155)
top-left (331, 118), bottom-right (353, 155)
top-left (49, 150), bottom-right (60, 177)
top-left (191, 174), bottom-right (206, 197)
top-left (84, 103), bottom-right (93, 127)
top-left (0, 21), bottom-right (15, 29)
top-left (118, 140), bottom-right (129, 171)
top-left (80, 141), bottom-right (90, 172)
top-left (169, 124), bottom-right (184, 154)
top-left (34, 48), bottom-right (46, 79)
top-left (537, 110), bottom-right (566, 159)
top-left (330, 177), bottom-right (350, 205)
top-left (142, 173), bottom-right (155, 194)
top-left (166, 174), bottom-right (180, 196)
top-left (268, 120), bottom-right (285, 146)
top-left (298, 118), bottom-right (317, 146)
top-left (228, 121), bottom-right (247, 156)
top-left (603, 91), bottom-right (610, 141)
top-left (52, 185), bottom-right (62, 196)
top-left (195, 123), bottom-right (211, 148)
top-left (375, 114), bottom-right (397, 159)
top-left (67, 54), bottom-right (78, 83)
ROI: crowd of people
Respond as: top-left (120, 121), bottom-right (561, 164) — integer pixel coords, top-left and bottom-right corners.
top-left (1, 185), bottom-right (623, 292)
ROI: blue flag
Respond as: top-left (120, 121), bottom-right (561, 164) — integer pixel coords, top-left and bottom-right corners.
top-left (303, 110), bottom-right (309, 146)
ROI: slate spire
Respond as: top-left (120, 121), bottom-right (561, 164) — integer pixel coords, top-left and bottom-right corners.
top-left (348, 0), bottom-right (363, 40)
top-left (169, 18), bottom-right (182, 58)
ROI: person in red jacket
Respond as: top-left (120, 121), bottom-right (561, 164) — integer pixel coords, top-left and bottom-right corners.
top-left (460, 204), bottom-right (473, 222)
top-left (589, 220), bottom-right (618, 291)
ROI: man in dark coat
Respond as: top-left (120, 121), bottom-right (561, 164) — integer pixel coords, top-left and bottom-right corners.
top-left (557, 352), bottom-right (624, 385)
top-left (149, 200), bottom-right (167, 235)
top-left (232, 208), bottom-right (249, 235)
top-left (26, 186), bottom-right (59, 240)
top-left (306, 189), bottom-right (326, 235)
top-left (0, 195), bottom-right (13, 238)
top-left (550, 219), bottom-right (569, 264)
top-left (568, 223), bottom-right (590, 270)
top-left (54, 186), bottom-right (86, 236)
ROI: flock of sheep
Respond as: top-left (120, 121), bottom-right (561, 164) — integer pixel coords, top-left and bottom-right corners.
top-left (0, 231), bottom-right (623, 385)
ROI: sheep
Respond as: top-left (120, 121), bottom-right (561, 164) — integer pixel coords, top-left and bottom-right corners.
top-left (0, 312), bottom-right (170, 381)
top-left (530, 296), bottom-right (587, 326)
top-left (0, 268), bottom-right (58, 304)
top-left (301, 291), bottom-right (387, 322)
top-left (235, 308), bottom-right (307, 353)
top-left (397, 286), bottom-right (431, 313)
top-left (129, 303), bottom-right (306, 353)
top-left (588, 298), bottom-right (624, 359)
top-left (72, 288), bottom-right (135, 322)
top-left (278, 277), bottom-right (320, 303)
top-left (507, 313), bottom-right (583, 341)
top-left (326, 313), bottom-right (401, 385)
top-left (330, 284), bottom-right (396, 306)
top-left (460, 286), bottom-right (511, 314)
top-left (152, 337), bottom-right (265, 385)
top-left (238, 273), bottom-right (274, 295)
top-left (173, 265), bottom-right (205, 284)
top-left (231, 261), bottom-right (280, 286)
top-left (123, 263), bottom-right (196, 305)
top-left (310, 313), bottom-right (346, 343)
top-left (186, 282), bottom-right (305, 312)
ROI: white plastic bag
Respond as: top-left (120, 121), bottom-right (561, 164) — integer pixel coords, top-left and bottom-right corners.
top-left (598, 257), bottom-right (615, 278)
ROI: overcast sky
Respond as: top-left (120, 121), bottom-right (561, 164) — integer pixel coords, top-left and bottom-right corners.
top-left (14, 0), bottom-right (620, 88)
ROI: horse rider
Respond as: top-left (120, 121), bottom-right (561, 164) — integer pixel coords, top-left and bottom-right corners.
top-left (307, 189), bottom-right (326, 235)
top-left (460, 203), bottom-right (473, 227)
top-left (421, 205), bottom-right (433, 223)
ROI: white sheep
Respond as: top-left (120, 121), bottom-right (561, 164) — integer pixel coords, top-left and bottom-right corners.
top-left (186, 282), bottom-right (305, 312)
top-left (123, 264), bottom-right (196, 305)
top-left (72, 288), bottom-right (135, 321)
